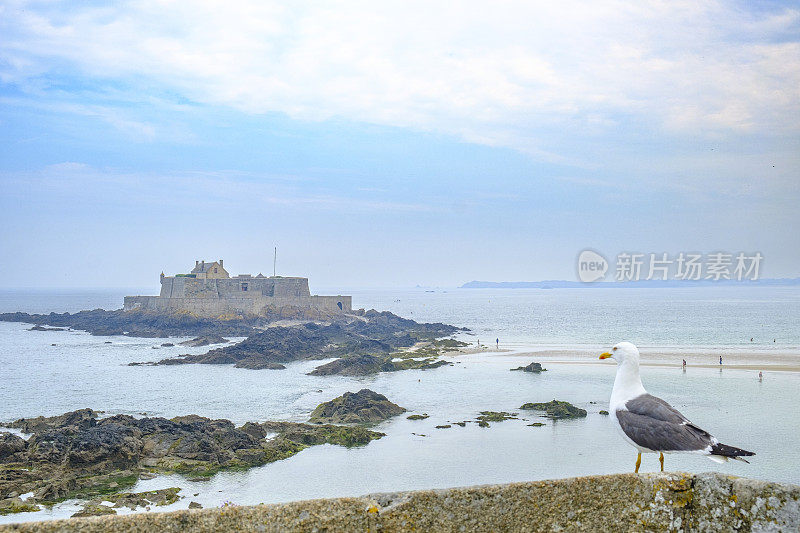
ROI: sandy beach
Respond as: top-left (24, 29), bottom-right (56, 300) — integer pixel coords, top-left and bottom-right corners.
top-left (489, 347), bottom-right (800, 372)
top-left (443, 343), bottom-right (800, 372)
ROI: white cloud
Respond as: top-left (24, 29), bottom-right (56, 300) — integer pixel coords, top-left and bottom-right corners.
top-left (1, 0), bottom-right (799, 157)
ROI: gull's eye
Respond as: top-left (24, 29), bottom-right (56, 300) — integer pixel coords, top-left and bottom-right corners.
top-left (613, 347), bottom-right (617, 351)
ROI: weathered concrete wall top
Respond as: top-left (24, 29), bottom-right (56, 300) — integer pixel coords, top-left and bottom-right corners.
top-left (2, 472), bottom-right (798, 532)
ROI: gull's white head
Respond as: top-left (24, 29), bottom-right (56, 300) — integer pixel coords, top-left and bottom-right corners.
top-left (599, 342), bottom-right (640, 366)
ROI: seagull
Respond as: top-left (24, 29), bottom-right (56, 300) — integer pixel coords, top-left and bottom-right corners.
top-left (600, 342), bottom-right (754, 472)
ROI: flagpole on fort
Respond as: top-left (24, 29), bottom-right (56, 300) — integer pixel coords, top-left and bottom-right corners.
top-left (273, 246), bottom-right (277, 277)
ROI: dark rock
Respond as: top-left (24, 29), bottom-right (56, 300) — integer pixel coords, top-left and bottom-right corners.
top-left (161, 343), bottom-right (175, 347)
top-left (179, 335), bottom-right (229, 347)
top-left (189, 501), bottom-right (202, 509)
top-left (511, 362), bottom-right (546, 373)
top-left (520, 400), bottom-right (587, 419)
top-left (406, 414), bottom-right (429, 420)
top-left (4, 408), bottom-right (98, 434)
top-left (435, 425), bottom-right (452, 429)
top-left (599, 410), bottom-right (609, 415)
top-left (0, 310), bottom-right (262, 338)
top-left (66, 424), bottom-right (143, 468)
top-left (308, 389), bottom-right (406, 424)
top-left (0, 433), bottom-right (27, 460)
top-left (29, 325), bottom-right (65, 331)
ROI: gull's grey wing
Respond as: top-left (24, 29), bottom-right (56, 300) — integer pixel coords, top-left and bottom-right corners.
top-left (625, 394), bottom-right (689, 424)
top-left (616, 394), bottom-right (713, 452)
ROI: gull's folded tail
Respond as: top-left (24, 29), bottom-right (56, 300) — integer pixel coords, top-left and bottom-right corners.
top-left (710, 442), bottom-right (755, 463)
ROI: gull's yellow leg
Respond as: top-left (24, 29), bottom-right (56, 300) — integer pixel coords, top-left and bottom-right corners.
top-left (660, 453), bottom-right (664, 472)
top-left (635, 453), bottom-right (642, 473)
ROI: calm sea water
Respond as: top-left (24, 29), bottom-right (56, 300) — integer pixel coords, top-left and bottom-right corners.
top-left (1, 286), bottom-right (798, 523)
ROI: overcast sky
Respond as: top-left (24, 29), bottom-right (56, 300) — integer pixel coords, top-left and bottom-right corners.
top-left (1, 1), bottom-right (798, 289)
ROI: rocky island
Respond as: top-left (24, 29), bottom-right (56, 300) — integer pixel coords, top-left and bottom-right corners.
top-left (132, 312), bottom-right (467, 375)
top-left (308, 389), bottom-right (406, 424)
top-left (520, 400), bottom-right (587, 419)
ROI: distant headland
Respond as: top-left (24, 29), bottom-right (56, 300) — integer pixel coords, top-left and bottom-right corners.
top-left (461, 278), bottom-right (800, 289)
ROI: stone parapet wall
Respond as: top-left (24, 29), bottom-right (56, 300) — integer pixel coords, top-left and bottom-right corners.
top-left (2, 473), bottom-right (798, 532)
top-left (123, 294), bottom-right (352, 316)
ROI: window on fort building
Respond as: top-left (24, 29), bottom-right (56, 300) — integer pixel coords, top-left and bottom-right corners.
top-left (214, 268), bottom-right (218, 273)
top-left (241, 283), bottom-right (248, 292)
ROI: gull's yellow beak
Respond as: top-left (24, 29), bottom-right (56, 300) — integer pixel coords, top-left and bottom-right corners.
top-left (599, 352), bottom-right (612, 360)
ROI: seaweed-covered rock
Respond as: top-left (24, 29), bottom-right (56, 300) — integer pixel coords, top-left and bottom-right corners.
top-left (475, 412), bottom-right (518, 427)
top-left (0, 408), bottom-right (388, 506)
top-left (71, 503), bottom-right (117, 517)
top-left (105, 487), bottom-right (182, 509)
top-left (520, 400), bottom-right (587, 419)
top-left (510, 362), bottom-right (546, 373)
top-left (260, 422), bottom-right (384, 447)
top-left (308, 389), bottom-right (406, 424)
top-left (406, 414), bottom-right (429, 420)
top-left (233, 358), bottom-right (286, 370)
top-left (308, 354), bottom-right (387, 376)
top-left (0, 497), bottom-right (39, 516)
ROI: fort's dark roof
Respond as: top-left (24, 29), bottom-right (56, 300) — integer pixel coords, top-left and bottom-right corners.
top-left (191, 261), bottom-right (222, 274)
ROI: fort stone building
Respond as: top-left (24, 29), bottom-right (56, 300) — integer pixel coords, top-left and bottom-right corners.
top-left (124, 260), bottom-right (351, 317)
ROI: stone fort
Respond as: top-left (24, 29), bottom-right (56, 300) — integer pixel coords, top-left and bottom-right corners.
top-left (124, 260), bottom-right (352, 317)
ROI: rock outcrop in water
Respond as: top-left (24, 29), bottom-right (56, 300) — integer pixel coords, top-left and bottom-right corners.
top-left (519, 400), bottom-right (587, 419)
top-left (0, 408), bottom-right (384, 512)
top-left (308, 389), bottom-right (406, 424)
top-left (178, 335), bottom-right (229, 347)
top-left (510, 362), bottom-right (546, 373)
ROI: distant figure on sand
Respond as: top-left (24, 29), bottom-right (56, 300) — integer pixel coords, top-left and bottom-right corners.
top-left (496, 338), bottom-right (499, 349)
top-left (682, 359), bottom-right (686, 369)
top-left (750, 337), bottom-right (753, 342)
top-left (719, 355), bottom-right (723, 366)
top-left (759, 371), bottom-right (763, 381)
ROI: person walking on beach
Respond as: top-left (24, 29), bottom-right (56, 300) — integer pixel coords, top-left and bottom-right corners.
top-left (759, 371), bottom-right (763, 381)
top-left (496, 338), bottom-right (499, 349)
top-left (719, 355), bottom-right (723, 366)
top-left (682, 359), bottom-right (686, 369)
